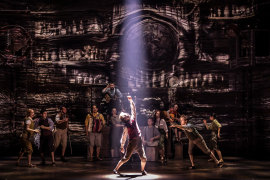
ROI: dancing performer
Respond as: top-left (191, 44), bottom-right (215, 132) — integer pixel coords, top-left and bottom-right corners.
top-left (171, 115), bottom-right (223, 169)
top-left (113, 96), bottom-right (147, 176)
top-left (203, 113), bottom-right (224, 163)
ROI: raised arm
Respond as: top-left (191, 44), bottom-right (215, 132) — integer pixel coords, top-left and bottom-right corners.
top-left (102, 84), bottom-right (110, 94)
top-left (128, 96), bottom-right (136, 121)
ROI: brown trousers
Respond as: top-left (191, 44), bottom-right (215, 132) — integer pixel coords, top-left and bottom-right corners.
top-left (121, 137), bottom-right (147, 163)
top-left (54, 128), bottom-right (67, 151)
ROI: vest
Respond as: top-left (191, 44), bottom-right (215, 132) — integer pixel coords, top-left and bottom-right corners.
top-left (39, 118), bottom-right (52, 136)
top-left (125, 118), bottom-right (141, 140)
top-left (56, 113), bottom-right (68, 130)
top-left (22, 117), bottom-right (34, 139)
top-left (92, 115), bottom-right (102, 133)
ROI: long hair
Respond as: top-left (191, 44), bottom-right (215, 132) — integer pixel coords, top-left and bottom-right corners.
top-left (152, 110), bottom-right (160, 124)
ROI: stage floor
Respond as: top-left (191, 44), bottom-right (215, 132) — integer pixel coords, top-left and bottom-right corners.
top-left (0, 156), bottom-right (269, 180)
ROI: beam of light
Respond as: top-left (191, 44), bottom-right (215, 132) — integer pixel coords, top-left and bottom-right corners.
top-left (103, 173), bottom-right (161, 179)
top-left (118, 0), bottom-right (147, 91)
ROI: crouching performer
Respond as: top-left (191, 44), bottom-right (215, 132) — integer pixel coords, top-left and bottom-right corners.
top-left (113, 96), bottom-right (147, 176)
top-left (171, 115), bottom-right (223, 169)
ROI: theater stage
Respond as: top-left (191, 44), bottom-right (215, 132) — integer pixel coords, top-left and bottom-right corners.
top-left (0, 156), bottom-right (269, 180)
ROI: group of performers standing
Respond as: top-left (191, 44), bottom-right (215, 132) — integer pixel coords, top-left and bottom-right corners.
top-left (17, 107), bottom-right (69, 167)
top-left (16, 82), bottom-right (224, 175)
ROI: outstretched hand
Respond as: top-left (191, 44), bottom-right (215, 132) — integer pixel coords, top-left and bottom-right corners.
top-left (127, 96), bottom-right (132, 101)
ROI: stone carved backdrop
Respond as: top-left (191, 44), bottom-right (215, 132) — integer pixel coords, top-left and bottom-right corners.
top-left (0, 0), bottom-right (269, 157)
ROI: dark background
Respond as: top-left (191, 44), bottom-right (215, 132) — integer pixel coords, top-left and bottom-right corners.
top-left (0, 0), bottom-right (269, 159)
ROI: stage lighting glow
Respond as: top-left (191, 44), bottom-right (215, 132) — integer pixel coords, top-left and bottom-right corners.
top-left (118, 0), bottom-right (147, 89)
top-left (104, 173), bottom-right (161, 179)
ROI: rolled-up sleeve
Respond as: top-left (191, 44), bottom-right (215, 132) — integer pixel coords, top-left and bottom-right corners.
top-left (55, 114), bottom-right (60, 123)
top-left (214, 120), bottom-right (222, 128)
top-left (48, 118), bottom-right (54, 131)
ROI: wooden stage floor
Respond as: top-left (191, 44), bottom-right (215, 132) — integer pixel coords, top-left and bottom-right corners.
top-left (0, 156), bottom-right (269, 180)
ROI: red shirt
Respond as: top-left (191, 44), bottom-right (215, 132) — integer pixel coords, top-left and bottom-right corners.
top-left (126, 117), bottom-right (141, 140)
top-left (92, 117), bottom-right (101, 133)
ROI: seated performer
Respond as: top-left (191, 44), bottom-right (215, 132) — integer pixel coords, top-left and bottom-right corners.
top-left (167, 104), bottom-right (181, 123)
top-left (102, 83), bottom-right (123, 120)
top-left (168, 104), bottom-right (182, 141)
top-left (113, 96), bottom-right (147, 176)
top-left (171, 115), bottom-right (223, 169)
top-left (102, 83), bottom-right (123, 102)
